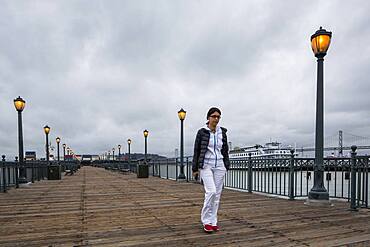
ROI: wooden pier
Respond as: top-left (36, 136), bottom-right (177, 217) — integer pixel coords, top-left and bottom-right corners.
top-left (0, 166), bottom-right (369, 246)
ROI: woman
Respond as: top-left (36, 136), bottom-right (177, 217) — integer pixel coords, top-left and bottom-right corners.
top-left (192, 107), bottom-right (230, 233)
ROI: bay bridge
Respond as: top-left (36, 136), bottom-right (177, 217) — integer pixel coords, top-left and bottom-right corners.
top-left (297, 130), bottom-right (370, 155)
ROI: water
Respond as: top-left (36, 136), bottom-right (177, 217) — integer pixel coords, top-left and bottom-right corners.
top-left (225, 170), bottom-right (369, 199)
top-left (152, 163), bottom-right (369, 204)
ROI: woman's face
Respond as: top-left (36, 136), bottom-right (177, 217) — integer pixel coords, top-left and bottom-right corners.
top-left (208, 111), bottom-right (221, 127)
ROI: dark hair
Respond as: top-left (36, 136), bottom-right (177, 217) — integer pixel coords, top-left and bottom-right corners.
top-left (206, 107), bottom-right (221, 119)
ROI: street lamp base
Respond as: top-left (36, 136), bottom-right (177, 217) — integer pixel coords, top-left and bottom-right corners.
top-left (19, 181), bottom-right (32, 187)
top-left (304, 198), bottom-right (334, 207)
top-left (308, 190), bottom-right (329, 200)
top-left (177, 174), bottom-right (186, 180)
top-left (18, 177), bottom-right (28, 184)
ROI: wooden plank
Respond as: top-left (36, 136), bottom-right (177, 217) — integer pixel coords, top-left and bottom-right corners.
top-left (0, 166), bottom-right (369, 246)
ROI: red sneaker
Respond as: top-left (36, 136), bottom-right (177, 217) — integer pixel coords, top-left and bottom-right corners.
top-left (203, 224), bottom-right (213, 233)
top-left (212, 225), bottom-right (220, 231)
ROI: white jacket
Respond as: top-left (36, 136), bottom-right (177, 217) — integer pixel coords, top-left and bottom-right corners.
top-left (203, 125), bottom-right (225, 169)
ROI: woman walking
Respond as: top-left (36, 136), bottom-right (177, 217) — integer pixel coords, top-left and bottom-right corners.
top-left (192, 107), bottom-right (230, 233)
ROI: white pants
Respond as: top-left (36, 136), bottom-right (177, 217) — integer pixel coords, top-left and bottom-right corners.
top-left (200, 166), bottom-right (226, 226)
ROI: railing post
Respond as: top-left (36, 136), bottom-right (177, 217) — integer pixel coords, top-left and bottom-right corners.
top-left (41, 162), bottom-right (44, 179)
top-left (44, 161), bottom-right (47, 180)
top-left (15, 157), bottom-right (19, 188)
top-left (248, 153), bottom-right (252, 193)
top-left (37, 162), bottom-right (41, 181)
top-left (31, 162), bottom-right (34, 183)
top-left (357, 157), bottom-right (362, 208)
top-left (288, 149), bottom-right (295, 200)
top-left (152, 162), bottom-right (155, 176)
top-left (365, 157), bottom-right (369, 208)
top-left (2, 155), bottom-right (6, 193)
top-left (176, 158), bottom-right (178, 181)
top-left (166, 159), bottom-right (169, 180)
top-left (8, 159), bottom-right (11, 185)
top-left (350, 145), bottom-right (358, 211)
top-left (186, 157), bottom-right (189, 182)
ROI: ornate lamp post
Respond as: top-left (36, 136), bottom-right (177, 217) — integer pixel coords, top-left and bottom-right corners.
top-left (62, 144), bottom-right (66, 160)
top-left (56, 137), bottom-right (61, 162)
top-left (118, 145), bottom-right (121, 160)
top-left (308, 27), bottom-right (332, 201)
top-left (112, 148), bottom-right (115, 161)
top-left (14, 96), bottom-right (26, 186)
top-left (143, 130), bottom-right (149, 163)
top-left (177, 108), bottom-right (186, 180)
top-left (127, 139), bottom-right (131, 164)
top-left (43, 125), bottom-right (51, 162)
top-left (108, 151), bottom-right (111, 161)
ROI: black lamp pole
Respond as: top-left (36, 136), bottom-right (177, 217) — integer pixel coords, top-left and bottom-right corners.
top-left (63, 144), bottom-right (66, 161)
top-left (14, 96), bottom-right (26, 186)
top-left (128, 139), bottom-right (131, 165)
top-left (308, 27), bottom-right (332, 200)
top-left (143, 130), bottom-right (148, 163)
top-left (144, 137), bottom-right (147, 163)
top-left (177, 108), bottom-right (186, 180)
top-left (46, 134), bottom-right (49, 162)
top-left (56, 137), bottom-right (60, 162)
top-left (44, 126), bottom-right (50, 163)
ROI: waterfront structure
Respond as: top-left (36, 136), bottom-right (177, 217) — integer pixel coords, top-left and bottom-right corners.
top-left (229, 142), bottom-right (292, 159)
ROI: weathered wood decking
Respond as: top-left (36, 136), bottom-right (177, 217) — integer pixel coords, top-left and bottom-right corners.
top-left (0, 166), bottom-right (369, 247)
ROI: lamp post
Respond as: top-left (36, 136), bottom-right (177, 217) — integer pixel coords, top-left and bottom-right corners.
top-left (44, 125), bottom-right (51, 162)
top-left (143, 130), bottom-right (148, 163)
top-left (308, 27), bottom-right (332, 201)
top-left (127, 139), bottom-right (131, 164)
top-left (67, 147), bottom-right (70, 155)
top-left (63, 144), bottom-right (66, 160)
top-left (14, 96), bottom-right (26, 186)
top-left (118, 145), bottom-right (121, 160)
top-left (108, 151), bottom-right (111, 161)
top-left (112, 148), bottom-right (115, 161)
top-left (177, 108), bottom-right (186, 180)
top-left (56, 137), bottom-right (60, 162)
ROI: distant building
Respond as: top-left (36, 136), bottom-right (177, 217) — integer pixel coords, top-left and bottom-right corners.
top-left (81, 155), bottom-right (100, 161)
top-left (25, 151), bottom-right (36, 161)
top-left (64, 154), bottom-right (75, 161)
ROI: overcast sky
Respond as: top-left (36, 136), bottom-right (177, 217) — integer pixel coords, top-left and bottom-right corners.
top-left (1, 0), bottom-right (369, 159)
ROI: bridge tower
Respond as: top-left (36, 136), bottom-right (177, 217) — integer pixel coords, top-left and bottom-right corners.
top-left (338, 130), bottom-right (343, 157)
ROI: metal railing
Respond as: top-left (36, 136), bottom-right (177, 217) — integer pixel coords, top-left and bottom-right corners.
top-left (0, 157), bottom-right (80, 193)
top-left (150, 157), bottom-right (193, 181)
top-left (148, 147), bottom-right (369, 210)
top-left (92, 160), bottom-right (140, 174)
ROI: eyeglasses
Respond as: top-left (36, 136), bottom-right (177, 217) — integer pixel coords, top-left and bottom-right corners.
top-left (210, 115), bottom-right (221, 119)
